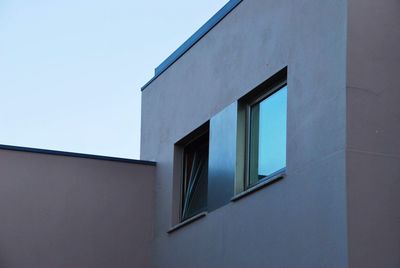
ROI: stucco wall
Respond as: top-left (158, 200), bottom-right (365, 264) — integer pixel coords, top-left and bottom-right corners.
top-left (0, 148), bottom-right (155, 268)
top-left (347, 0), bottom-right (400, 267)
top-left (141, 0), bottom-right (348, 267)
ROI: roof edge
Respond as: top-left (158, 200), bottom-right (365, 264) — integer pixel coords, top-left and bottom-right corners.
top-left (0, 144), bottom-right (156, 166)
top-left (141, 0), bottom-right (242, 91)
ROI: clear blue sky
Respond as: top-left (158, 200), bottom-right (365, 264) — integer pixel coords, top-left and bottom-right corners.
top-left (0, 0), bottom-right (228, 159)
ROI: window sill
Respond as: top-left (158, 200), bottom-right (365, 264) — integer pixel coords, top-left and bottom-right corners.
top-left (167, 212), bottom-right (207, 234)
top-left (231, 171), bottom-right (286, 202)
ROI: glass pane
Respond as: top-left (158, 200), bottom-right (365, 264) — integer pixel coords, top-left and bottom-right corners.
top-left (181, 133), bottom-right (209, 221)
top-left (249, 86), bottom-right (287, 185)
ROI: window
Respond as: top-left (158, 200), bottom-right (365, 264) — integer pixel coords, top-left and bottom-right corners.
top-left (180, 130), bottom-right (209, 221)
top-left (245, 83), bottom-right (287, 188)
top-left (170, 71), bottom-right (287, 230)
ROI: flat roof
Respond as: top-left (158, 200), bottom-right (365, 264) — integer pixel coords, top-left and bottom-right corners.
top-left (141, 0), bottom-right (242, 91)
top-left (0, 144), bottom-right (156, 166)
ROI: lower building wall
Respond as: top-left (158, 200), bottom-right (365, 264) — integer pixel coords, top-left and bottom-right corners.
top-left (153, 150), bottom-right (347, 268)
top-left (0, 148), bottom-right (155, 268)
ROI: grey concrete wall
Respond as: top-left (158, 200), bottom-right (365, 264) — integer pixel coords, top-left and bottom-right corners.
top-left (346, 0), bottom-right (400, 267)
top-left (0, 148), bottom-right (155, 268)
top-left (141, 0), bottom-right (348, 267)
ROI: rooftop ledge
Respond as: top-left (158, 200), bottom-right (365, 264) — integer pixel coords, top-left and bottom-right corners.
top-left (141, 0), bottom-right (243, 91)
top-left (0, 144), bottom-right (156, 166)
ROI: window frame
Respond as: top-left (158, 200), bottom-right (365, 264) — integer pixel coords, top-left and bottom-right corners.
top-left (243, 80), bottom-right (287, 190)
top-left (179, 127), bottom-right (209, 223)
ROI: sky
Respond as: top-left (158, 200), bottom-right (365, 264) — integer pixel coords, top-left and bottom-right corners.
top-left (0, 0), bottom-right (228, 159)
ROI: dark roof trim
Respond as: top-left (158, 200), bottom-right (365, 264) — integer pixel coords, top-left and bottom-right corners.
top-left (0, 144), bottom-right (156, 166)
top-left (141, 0), bottom-right (243, 91)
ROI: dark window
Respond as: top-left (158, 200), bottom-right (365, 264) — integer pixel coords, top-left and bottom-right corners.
top-left (246, 84), bottom-right (287, 188)
top-left (181, 131), bottom-right (209, 221)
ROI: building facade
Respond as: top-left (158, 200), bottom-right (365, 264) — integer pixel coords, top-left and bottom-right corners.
top-left (0, 0), bottom-right (399, 267)
top-left (0, 146), bottom-right (155, 267)
top-left (141, 0), bottom-right (400, 267)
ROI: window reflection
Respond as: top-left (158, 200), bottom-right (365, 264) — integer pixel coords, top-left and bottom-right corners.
top-left (249, 86), bottom-right (287, 186)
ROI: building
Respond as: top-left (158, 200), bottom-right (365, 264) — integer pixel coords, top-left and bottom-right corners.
top-left (0, 0), bottom-right (399, 267)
